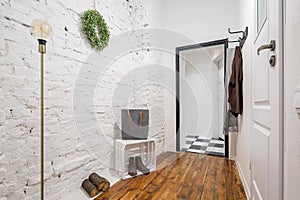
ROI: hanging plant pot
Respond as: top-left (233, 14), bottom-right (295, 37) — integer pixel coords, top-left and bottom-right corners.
top-left (81, 10), bottom-right (110, 51)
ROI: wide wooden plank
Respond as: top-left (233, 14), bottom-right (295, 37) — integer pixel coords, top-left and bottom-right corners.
top-left (95, 152), bottom-right (247, 200)
top-left (200, 156), bottom-right (215, 200)
top-left (215, 156), bottom-right (227, 199)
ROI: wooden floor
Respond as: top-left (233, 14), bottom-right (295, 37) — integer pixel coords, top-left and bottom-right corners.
top-left (95, 152), bottom-right (247, 200)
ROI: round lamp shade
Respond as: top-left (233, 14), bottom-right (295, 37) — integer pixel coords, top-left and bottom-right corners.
top-left (31, 19), bottom-right (52, 39)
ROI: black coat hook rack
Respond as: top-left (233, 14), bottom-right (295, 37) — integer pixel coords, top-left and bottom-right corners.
top-left (228, 27), bottom-right (248, 48)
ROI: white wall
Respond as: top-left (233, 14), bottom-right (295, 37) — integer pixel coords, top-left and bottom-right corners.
top-left (161, 0), bottom-right (242, 43)
top-left (229, 0), bottom-right (252, 198)
top-left (284, 0), bottom-right (300, 199)
top-left (0, 1), bottom-right (165, 199)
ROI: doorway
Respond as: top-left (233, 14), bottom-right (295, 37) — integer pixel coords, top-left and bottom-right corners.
top-left (175, 39), bottom-right (229, 157)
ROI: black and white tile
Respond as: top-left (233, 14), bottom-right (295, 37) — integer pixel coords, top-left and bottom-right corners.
top-left (184, 135), bottom-right (225, 156)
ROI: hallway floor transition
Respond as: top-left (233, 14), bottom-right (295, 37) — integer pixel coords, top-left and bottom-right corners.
top-left (184, 136), bottom-right (225, 156)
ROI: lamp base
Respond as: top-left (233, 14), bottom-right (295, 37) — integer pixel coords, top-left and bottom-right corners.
top-left (38, 39), bottom-right (46, 54)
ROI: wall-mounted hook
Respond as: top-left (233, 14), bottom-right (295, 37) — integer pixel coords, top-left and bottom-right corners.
top-left (228, 28), bottom-right (244, 35)
top-left (228, 27), bottom-right (248, 48)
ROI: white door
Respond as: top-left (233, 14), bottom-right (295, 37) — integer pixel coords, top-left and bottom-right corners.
top-left (251, 0), bottom-right (283, 199)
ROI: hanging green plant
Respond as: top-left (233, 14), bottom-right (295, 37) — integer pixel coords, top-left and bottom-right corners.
top-left (81, 10), bottom-right (110, 51)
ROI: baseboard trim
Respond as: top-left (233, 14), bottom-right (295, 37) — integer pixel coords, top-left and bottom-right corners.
top-left (235, 159), bottom-right (251, 200)
top-left (229, 155), bottom-right (236, 160)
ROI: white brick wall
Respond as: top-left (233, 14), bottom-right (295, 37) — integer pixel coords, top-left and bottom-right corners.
top-left (0, 0), bottom-right (165, 199)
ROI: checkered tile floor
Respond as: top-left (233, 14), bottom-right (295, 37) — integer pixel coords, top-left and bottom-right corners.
top-left (183, 135), bottom-right (225, 157)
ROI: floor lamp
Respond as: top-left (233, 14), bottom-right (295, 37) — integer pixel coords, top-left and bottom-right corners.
top-left (31, 19), bottom-right (52, 200)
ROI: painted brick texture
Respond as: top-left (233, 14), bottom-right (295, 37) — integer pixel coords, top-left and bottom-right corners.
top-left (0, 0), bottom-right (165, 199)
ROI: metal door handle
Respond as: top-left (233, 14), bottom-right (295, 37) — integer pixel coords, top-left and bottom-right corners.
top-left (257, 40), bottom-right (276, 55)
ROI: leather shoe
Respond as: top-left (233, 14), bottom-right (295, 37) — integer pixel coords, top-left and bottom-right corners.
top-left (128, 157), bottom-right (137, 176)
top-left (135, 156), bottom-right (150, 174)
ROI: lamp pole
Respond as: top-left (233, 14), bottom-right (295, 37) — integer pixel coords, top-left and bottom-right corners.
top-left (31, 19), bottom-right (51, 200)
top-left (38, 38), bottom-right (46, 200)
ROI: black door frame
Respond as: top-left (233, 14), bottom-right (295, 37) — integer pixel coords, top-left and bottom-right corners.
top-left (175, 38), bottom-right (229, 157)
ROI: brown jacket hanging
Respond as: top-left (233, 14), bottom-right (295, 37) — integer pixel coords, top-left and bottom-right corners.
top-left (228, 46), bottom-right (243, 117)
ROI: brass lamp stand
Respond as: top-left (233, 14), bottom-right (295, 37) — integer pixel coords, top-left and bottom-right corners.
top-left (31, 19), bottom-right (51, 200)
top-left (38, 38), bottom-right (46, 200)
